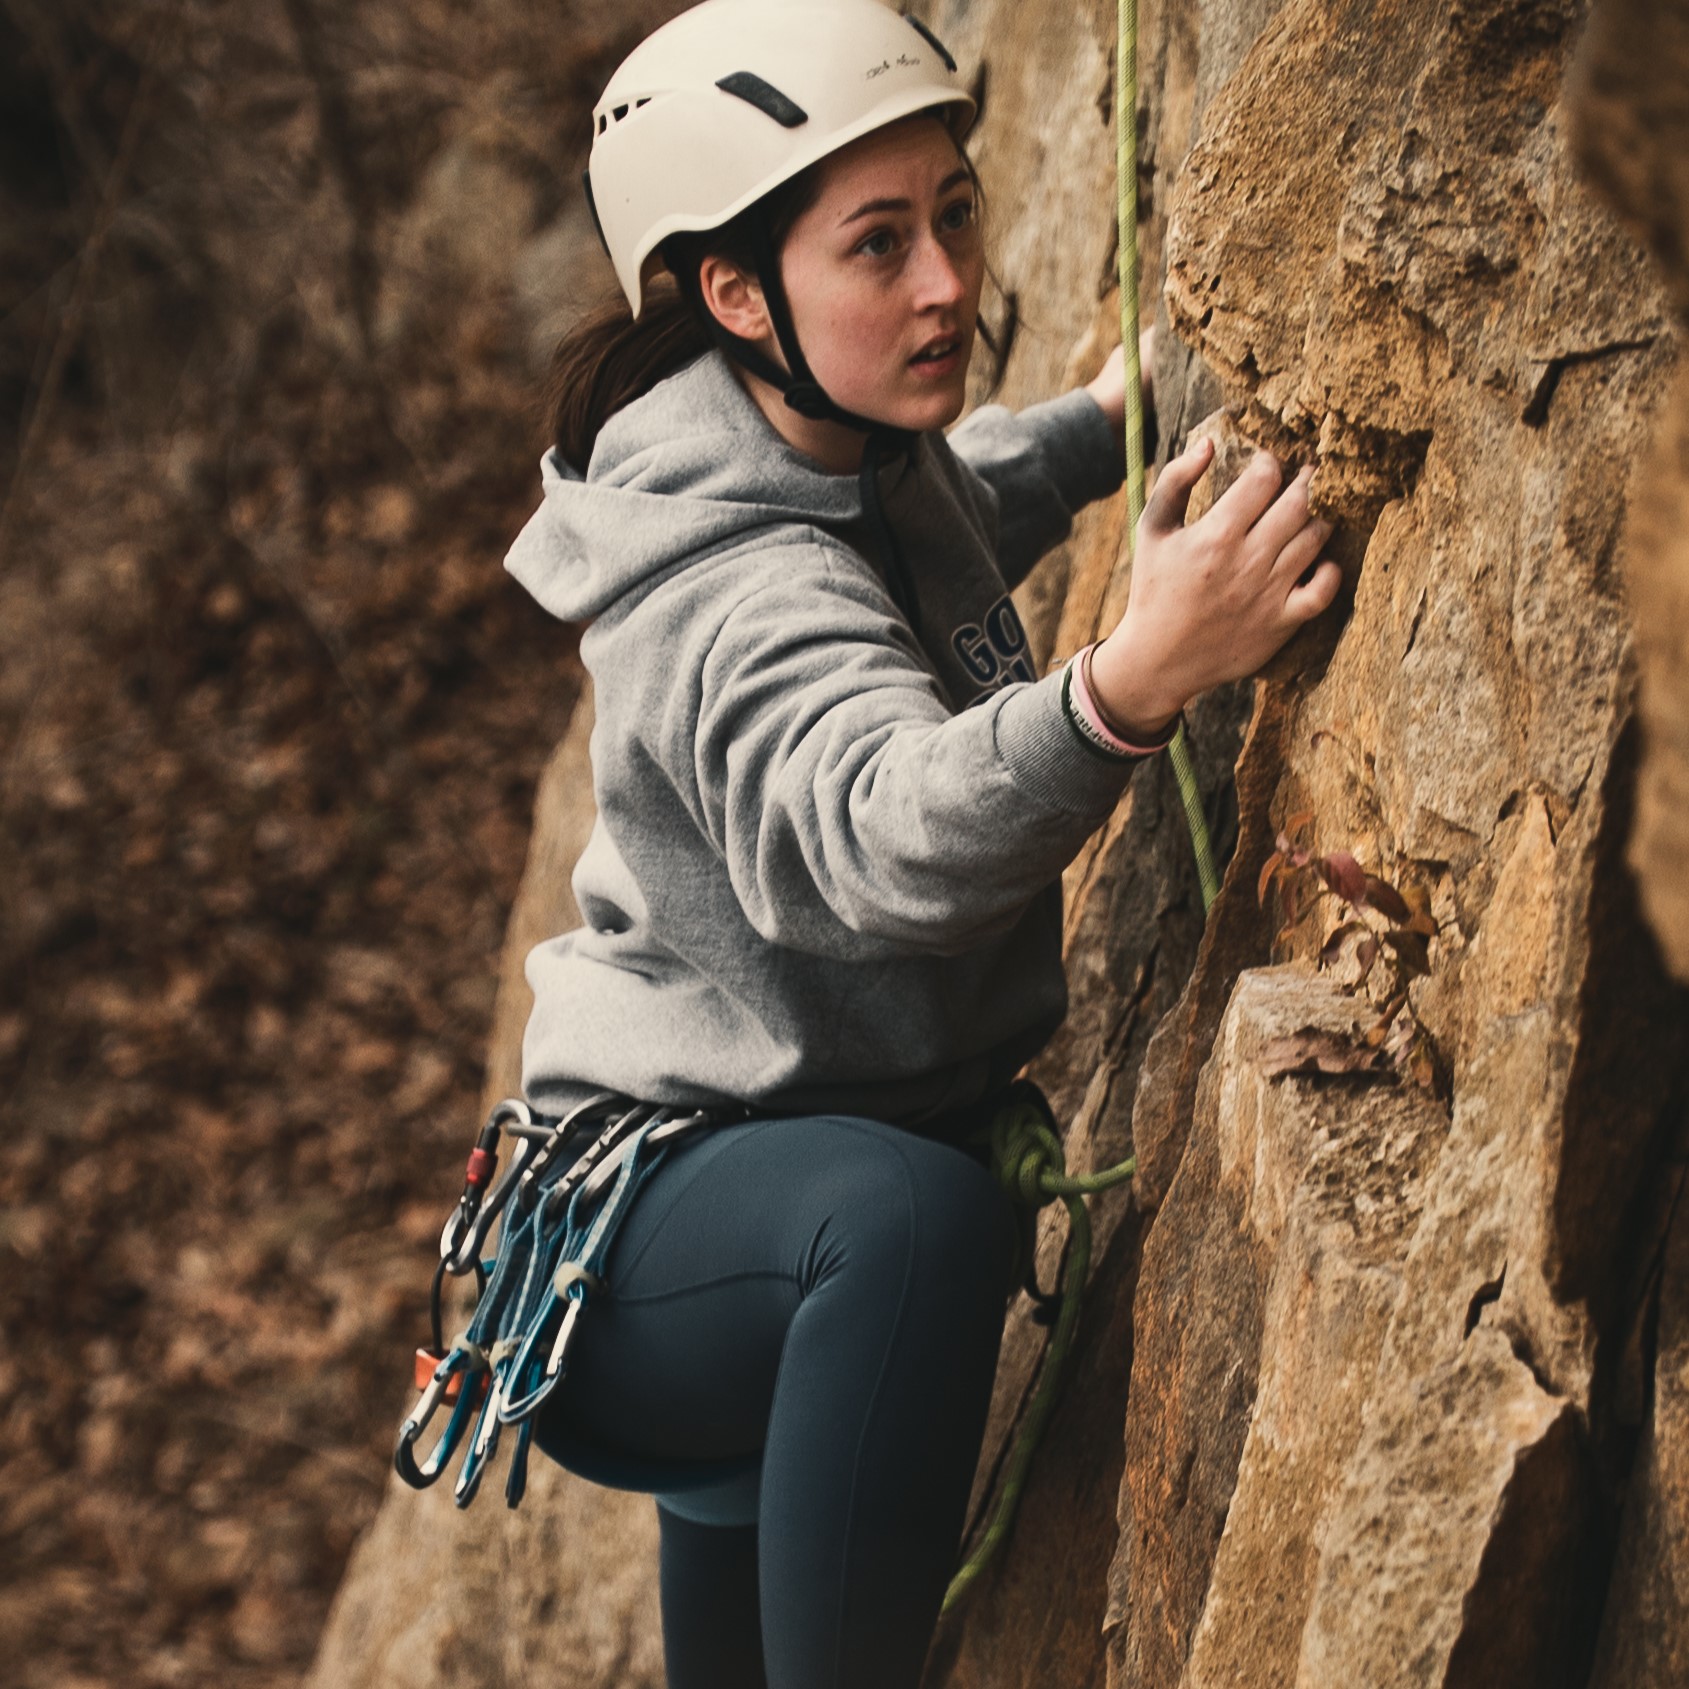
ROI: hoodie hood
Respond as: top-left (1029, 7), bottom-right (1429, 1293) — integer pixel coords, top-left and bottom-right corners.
top-left (505, 349), bottom-right (894, 624)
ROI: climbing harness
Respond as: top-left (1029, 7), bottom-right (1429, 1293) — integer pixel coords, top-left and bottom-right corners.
top-left (394, 1093), bottom-right (730, 1504)
top-left (395, 1076), bottom-right (1138, 1588)
top-left (1114, 0), bottom-right (1222, 914)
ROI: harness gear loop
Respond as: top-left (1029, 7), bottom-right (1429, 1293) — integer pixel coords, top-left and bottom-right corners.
top-left (395, 1098), bottom-right (726, 1508)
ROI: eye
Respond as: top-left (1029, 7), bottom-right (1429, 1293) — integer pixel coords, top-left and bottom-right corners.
top-left (939, 196), bottom-right (977, 233)
top-left (856, 227), bottom-right (898, 259)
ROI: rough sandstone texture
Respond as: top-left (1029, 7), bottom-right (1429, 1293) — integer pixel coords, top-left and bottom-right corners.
top-left (307, 689), bottom-right (672, 1689)
top-left (311, 0), bottom-right (1689, 1681)
top-left (1568, 0), bottom-right (1689, 1680)
top-left (1569, 0), bottom-right (1689, 988)
top-left (1109, 0), bottom-right (1689, 1684)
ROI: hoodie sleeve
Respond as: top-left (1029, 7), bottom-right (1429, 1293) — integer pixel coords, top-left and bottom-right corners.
top-left (945, 388), bottom-right (1125, 591)
top-left (678, 546), bottom-right (1145, 962)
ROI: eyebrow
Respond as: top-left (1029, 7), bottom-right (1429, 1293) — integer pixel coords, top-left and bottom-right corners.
top-left (838, 167), bottom-right (972, 226)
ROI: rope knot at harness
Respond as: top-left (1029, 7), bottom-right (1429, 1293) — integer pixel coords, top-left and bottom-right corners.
top-left (988, 1104), bottom-right (1069, 1208)
top-left (982, 1092), bottom-right (1138, 1205)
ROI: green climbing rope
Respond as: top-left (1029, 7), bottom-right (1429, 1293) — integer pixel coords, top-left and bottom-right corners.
top-left (940, 0), bottom-right (1226, 1614)
top-left (942, 1097), bottom-right (1135, 1612)
top-left (1113, 0), bottom-right (1222, 916)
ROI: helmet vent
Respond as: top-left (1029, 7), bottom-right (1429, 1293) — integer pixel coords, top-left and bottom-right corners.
top-left (598, 98), bottom-right (654, 136)
top-left (714, 70), bottom-right (809, 128)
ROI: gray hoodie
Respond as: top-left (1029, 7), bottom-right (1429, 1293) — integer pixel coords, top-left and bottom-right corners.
top-left (505, 348), bottom-right (1144, 1130)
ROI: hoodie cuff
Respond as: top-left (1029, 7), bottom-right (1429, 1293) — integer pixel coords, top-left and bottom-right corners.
top-left (1016, 388), bottom-right (1127, 512)
top-left (992, 667), bottom-right (1143, 817)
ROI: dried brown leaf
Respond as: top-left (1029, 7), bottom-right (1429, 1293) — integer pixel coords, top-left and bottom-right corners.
top-left (1383, 928), bottom-right (1431, 977)
top-left (1281, 878), bottom-right (1302, 928)
top-left (1366, 994), bottom-right (1409, 1047)
top-left (1275, 835), bottom-right (1311, 868)
top-left (1258, 850), bottom-right (1285, 907)
top-left (1362, 875), bottom-right (1411, 921)
top-left (1320, 919), bottom-right (1368, 967)
top-left (1402, 881), bottom-right (1434, 919)
top-left (1318, 849), bottom-right (1368, 905)
top-left (1260, 1025), bottom-right (1392, 1078)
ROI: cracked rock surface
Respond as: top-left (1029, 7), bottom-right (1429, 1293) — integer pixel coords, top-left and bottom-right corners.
top-left (311, 0), bottom-right (1689, 1681)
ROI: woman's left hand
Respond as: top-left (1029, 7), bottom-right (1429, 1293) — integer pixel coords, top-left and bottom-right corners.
top-left (1083, 329), bottom-right (1156, 448)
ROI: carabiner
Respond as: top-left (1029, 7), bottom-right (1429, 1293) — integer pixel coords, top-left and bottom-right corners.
top-left (496, 1296), bottom-right (578, 1425)
top-left (454, 1347), bottom-right (519, 1507)
top-left (440, 1091), bottom-right (623, 1274)
top-left (393, 1346), bottom-right (488, 1490)
top-left (438, 1098), bottom-right (536, 1272)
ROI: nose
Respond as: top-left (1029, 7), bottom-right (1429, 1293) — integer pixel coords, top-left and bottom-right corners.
top-left (910, 231), bottom-right (968, 312)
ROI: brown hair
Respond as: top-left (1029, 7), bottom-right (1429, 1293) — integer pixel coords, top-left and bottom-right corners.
top-left (542, 171), bottom-right (824, 473)
top-left (542, 120), bottom-right (995, 473)
top-left (540, 279), bottom-right (709, 475)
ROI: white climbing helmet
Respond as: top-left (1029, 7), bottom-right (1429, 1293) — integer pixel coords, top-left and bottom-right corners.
top-left (586, 0), bottom-right (976, 317)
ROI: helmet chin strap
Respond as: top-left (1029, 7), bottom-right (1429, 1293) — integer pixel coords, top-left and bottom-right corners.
top-left (739, 213), bottom-right (916, 448)
top-left (678, 209), bottom-right (922, 626)
top-left (673, 209), bottom-right (914, 447)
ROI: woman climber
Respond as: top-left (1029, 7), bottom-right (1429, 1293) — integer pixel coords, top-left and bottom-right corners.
top-left (497, 1), bottom-right (1340, 1684)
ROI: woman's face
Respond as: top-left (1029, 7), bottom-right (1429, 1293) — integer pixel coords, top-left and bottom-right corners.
top-left (777, 116), bottom-right (985, 434)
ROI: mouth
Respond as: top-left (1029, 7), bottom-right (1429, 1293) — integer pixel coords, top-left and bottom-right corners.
top-left (908, 334), bottom-right (964, 372)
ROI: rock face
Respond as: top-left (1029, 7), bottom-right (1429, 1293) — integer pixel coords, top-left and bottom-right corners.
top-left (311, 0), bottom-right (1689, 1682)
top-left (307, 693), bottom-right (670, 1689)
top-left (1107, 0), bottom-right (1689, 1681)
top-left (1567, 0), bottom-right (1689, 1679)
top-left (1569, 0), bottom-right (1689, 986)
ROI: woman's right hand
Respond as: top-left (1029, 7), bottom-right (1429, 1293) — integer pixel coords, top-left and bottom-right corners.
top-left (1087, 436), bottom-right (1342, 740)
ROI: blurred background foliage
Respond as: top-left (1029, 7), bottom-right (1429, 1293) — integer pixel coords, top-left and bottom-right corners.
top-left (0, 1), bottom-right (680, 1681)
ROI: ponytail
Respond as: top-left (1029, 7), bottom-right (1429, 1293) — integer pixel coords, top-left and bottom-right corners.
top-left (542, 276), bottom-right (709, 474)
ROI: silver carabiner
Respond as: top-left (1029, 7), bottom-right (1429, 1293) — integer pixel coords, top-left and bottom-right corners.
top-left (571, 1106), bottom-right (710, 1206)
top-left (437, 1093), bottom-right (619, 1275)
top-left (393, 1348), bottom-right (487, 1490)
top-left (546, 1294), bottom-right (586, 1379)
top-left (438, 1098), bottom-right (535, 1271)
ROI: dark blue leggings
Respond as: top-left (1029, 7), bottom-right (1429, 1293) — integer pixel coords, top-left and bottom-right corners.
top-left (532, 1113), bottom-right (1022, 1689)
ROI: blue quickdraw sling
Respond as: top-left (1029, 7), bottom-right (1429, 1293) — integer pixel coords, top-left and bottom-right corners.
top-left (393, 1092), bottom-right (730, 1508)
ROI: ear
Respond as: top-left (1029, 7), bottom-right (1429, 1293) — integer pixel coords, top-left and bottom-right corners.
top-left (697, 253), bottom-right (773, 344)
